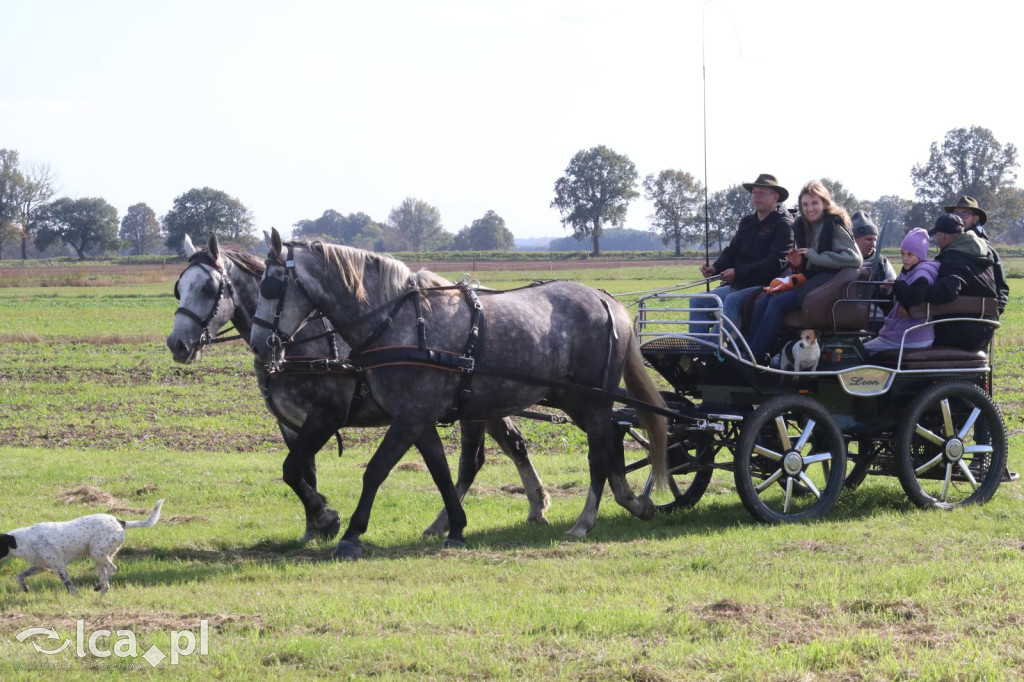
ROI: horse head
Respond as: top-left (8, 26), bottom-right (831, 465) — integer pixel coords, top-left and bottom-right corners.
top-left (251, 228), bottom-right (324, 365)
top-left (166, 233), bottom-right (241, 364)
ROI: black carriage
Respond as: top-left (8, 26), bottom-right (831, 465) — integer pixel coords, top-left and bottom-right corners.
top-left (619, 268), bottom-right (1007, 523)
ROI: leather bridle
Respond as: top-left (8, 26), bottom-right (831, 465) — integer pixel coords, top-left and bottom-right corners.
top-left (173, 252), bottom-right (242, 348)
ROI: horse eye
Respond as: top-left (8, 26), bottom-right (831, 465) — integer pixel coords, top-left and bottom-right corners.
top-left (202, 281), bottom-right (218, 298)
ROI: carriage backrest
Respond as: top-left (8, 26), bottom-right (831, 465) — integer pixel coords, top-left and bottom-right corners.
top-left (782, 267), bottom-right (872, 332)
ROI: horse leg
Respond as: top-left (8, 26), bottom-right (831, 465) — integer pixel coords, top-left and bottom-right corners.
top-left (281, 414), bottom-right (343, 543)
top-left (605, 421), bottom-right (655, 520)
top-left (422, 420), bottom-right (485, 537)
top-left (565, 416), bottom-right (652, 540)
top-left (334, 423), bottom-right (446, 560)
top-left (486, 417), bottom-right (549, 524)
top-left (415, 427), bottom-right (469, 549)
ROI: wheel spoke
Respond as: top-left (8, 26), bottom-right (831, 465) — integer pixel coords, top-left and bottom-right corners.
top-left (753, 444), bottom-right (782, 461)
top-left (956, 460), bottom-right (980, 490)
top-left (754, 468), bottom-right (784, 492)
top-left (964, 444), bottom-right (993, 455)
top-left (783, 477), bottom-right (794, 513)
top-left (940, 399), bottom-right (955, 438)
top-left (915, 453), bottom-right (945, 476)
top-left (803, 452), bottom-right (833, 466)
top-left (773, 416), bottom-right (793, 451)
top-left (956, 408), bottom-right (982, 440)
top-left (797, 472), bottom-right (822, 499)
top-left (940, 462), bottom-right (953, 501)
top-left (794, 419), bottom-right (816, 452)
top-left (914, 423), bottom-right (944, 446)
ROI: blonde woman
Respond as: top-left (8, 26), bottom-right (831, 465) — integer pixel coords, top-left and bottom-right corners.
top-left (747, 180), bottom-right (862, 362)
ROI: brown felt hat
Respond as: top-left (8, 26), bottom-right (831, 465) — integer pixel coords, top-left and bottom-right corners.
top-left (943, 195), bottom-right (987, 225)
top-left (742, 173), bottom-right (789, 203)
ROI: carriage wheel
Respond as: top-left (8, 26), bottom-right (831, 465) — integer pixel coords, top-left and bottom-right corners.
top-left (734, 395), bottom-right (846, 523)
top-left (623, 431), bottom-right (714, 512)
top-left (895, 381), bottom-right (1006, 509)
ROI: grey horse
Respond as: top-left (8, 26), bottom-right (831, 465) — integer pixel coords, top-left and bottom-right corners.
top-left (251, 228), bottom-right (668, 559)
top-left (167, 233), bottom-right (549, 543)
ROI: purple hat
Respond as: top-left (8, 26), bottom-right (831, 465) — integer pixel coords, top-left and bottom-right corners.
top-left (901, 228), bottom-right (930, 261)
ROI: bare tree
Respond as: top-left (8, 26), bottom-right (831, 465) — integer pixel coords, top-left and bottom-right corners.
top-left (15, 163), bottom-right (56, 259)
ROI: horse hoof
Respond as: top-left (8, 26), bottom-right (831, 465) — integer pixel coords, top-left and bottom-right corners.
top-left (442, 537), bottom-right (467, 549)
top-left (634, 495), bottom-right (656, 521)
top-left (321, 510), bottom-right (342, 540)
top-left (527, 514), bottom-right (551, 526)
top-left (564, 526), bottom-right (588, 540)
top-left (333, 539), bottom-right (364, 561)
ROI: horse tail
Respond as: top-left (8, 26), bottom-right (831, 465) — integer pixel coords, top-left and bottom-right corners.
top-left (622, 331), bottom-right (669, 490)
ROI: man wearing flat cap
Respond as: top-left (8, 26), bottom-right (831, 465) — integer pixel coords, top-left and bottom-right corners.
top-left (944, 196), bottom-right (1008, 315)
top-left (893, 213), bottom-right (997, 351)
top-left (691, 173), bottom-right (794, 335)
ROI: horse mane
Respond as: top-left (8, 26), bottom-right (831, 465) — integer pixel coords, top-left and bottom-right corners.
top-left (310, 241), bottom-right (456, 309)
top-left (221, 249), bottom-right (265, 277)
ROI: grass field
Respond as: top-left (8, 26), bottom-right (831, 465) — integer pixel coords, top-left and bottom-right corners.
top-left (1, 260), bottom-right (1023, 679)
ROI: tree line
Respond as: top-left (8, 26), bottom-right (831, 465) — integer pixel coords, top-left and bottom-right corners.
top-left (0, 157), bottom-right (516, 260)
top-left (552, 126), bottom-right (1022, 256)
top-left (1, 125), bottom-right (1018, 259)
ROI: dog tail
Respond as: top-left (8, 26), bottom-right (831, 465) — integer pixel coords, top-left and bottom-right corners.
top-left (123, 499), bottom-right (164, 529)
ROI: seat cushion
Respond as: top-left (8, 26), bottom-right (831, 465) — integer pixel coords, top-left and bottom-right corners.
top-left (871, 346), bottom-right (988, 369)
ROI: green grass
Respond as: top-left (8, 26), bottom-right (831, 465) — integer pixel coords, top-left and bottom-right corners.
top-left (1, 262), bottom-right (1023, 679)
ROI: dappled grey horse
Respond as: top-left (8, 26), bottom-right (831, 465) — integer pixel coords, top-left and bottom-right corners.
top-left (251, 228), bottom-right (668, 559)
top-left (167, 233), bottom-right (549, 543)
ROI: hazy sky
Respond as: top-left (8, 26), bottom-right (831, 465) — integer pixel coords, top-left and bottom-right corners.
top-left (3, 0), bottom-right (1021, 242)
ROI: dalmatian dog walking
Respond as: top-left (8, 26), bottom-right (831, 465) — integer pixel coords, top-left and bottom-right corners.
top-left (0, 500), bottom-right (163, 595)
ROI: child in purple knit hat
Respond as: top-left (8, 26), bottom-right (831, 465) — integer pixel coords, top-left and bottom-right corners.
top-left (863, 228), bottom-right (940, 353)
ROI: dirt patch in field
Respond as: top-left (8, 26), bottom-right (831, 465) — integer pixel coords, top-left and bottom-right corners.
top-left (0, 610), bottom-right (266, 634)
top-left (59, 484), bottom-right (158, 516)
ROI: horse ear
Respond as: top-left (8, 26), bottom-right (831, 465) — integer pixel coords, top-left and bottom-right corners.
top-left (182, 234), bottom-right (197, 258)
top-left (208, 233), bottom-right (221, 266)
top-left (270, 227), bottom-right (283, 256)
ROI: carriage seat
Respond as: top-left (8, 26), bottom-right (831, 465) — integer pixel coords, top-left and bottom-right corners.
top-left (868, 296), bottom-right (998, 369)
top-left (781, 267), bottom-right (872, 333)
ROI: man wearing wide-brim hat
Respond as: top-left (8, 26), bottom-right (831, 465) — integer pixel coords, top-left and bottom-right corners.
top-left (943, 195), bottom-right (1008, 315)
top-left (692, 173), bottom-right (794, 335)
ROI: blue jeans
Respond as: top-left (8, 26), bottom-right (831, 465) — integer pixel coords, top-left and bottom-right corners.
top-left (747, 273), bottom-right (832, 358)
top-left (688, 285), bottom-right (731, 335)
top-left (721, 286), bottom-right (762, 334)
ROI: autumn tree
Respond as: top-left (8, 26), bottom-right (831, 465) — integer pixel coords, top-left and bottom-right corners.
top-left (911, 126), bottom-right (1020, 241)
top-left (550, 145), bottom-right (638, 256)
top-left (454, 210), bottom-right (515, 251)
top-left (162, 187), bottom-right (256, 250)
top-left (120, 203), bottom-right (162, 255)
top-left (34, 197), bottom-right (121, 260)
top-left (643, 170), bottom-right (704, 256)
